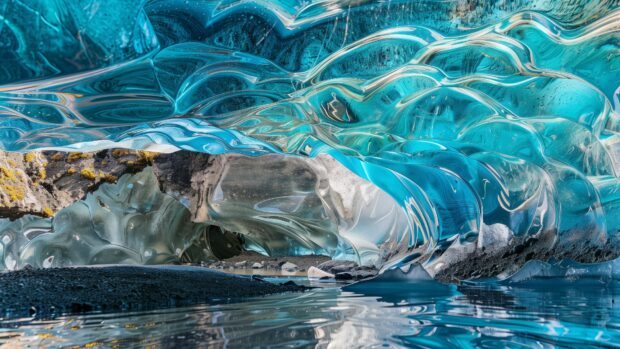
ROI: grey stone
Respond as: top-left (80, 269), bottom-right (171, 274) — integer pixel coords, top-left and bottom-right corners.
top-left (281, 262), bottom-right (299, 271)
top-left (335, 269), bottom-right (377, 281)
top-left (252, 262), bottom-right (264, 269)
top-left (317, 260), bottom-right (359, 274)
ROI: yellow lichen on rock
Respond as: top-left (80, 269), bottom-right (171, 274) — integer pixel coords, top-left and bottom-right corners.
top-left (67, 152), bottom-right (92, 163)
top-left (80, 168), bottom-right (98, 180)
top-left (111, 149), bottom-right (131, 158)
top-left (24, 152), bottom-right (36, 163)
top-left (2, 185), bottom-right (25, 203)
top-left (79, 167), bottom-right (119, 183)
top-left (100, 173), bottom-right (118, 183)
top-left (0, 168), bottom-right (25, 203)
top-left (0, 167), bottom-right (18, 182)
top-left (138, 151), bottom-right (159, 164)
top-left (38, 166), bottom-right (47, 181)
top-left (42, 207), bottom-right (54, 217)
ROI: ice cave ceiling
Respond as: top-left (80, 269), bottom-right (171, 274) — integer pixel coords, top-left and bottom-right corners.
top-left (0, 0), bottom-right (620, 278)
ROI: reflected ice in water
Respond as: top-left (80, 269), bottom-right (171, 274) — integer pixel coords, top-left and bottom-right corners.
top-left (1, 278), bottom-right (619, 348)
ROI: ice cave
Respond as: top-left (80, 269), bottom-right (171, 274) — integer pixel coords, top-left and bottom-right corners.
top-left (0, 0), bottom-right (619, 347)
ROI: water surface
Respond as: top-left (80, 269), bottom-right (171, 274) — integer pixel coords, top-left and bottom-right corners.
top-left (1, 277), bottom-right (618, 348)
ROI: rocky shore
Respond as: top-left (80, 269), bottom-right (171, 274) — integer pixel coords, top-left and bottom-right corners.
top-left (0, 265), bottom-right (307, 318)
top-left (0, 254), bottom-right (381, 319)
top-left (209, 252), bottom-right (379, 281)
top-left (208, 251), bottom-right (331, 273)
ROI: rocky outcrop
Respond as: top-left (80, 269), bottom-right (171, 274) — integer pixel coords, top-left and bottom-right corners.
top-left (0, 265), bottom-right (306, 317)
top-left (0, 149), bottom-right (158, 219)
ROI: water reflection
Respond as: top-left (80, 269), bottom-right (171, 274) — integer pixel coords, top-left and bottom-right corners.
top-left (1, 279), bottom-right (619, 348)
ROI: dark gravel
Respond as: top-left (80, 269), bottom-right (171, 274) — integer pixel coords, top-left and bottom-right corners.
top-left (0, 265), bottom-right (307, 318)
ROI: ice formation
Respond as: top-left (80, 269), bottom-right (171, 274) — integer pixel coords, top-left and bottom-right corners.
top-left (1, 0), bottom-right (620, 276)
top-left (0, 168), bottom-right (212, 269)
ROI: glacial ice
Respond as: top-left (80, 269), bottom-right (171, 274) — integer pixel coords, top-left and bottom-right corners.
top-left (0, 167), bottom-right (211, 270)
top-left (0, 0), bottom-right (158, 84)
top-left (201, 154), bottom-right (412, 267)
top-left (1, 0), bottom-right (620, 275)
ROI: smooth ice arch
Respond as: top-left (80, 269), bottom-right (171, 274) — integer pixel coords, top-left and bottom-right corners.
top-left (0, 0), bottom-right (620, 277)
top-left (198, 154), bottom-right (412, 267)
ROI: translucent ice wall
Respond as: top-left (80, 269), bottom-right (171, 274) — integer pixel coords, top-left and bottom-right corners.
top-left (1, 0), bottom-right (620, 271)
top-left (0, 168), bottom-right (212, 270)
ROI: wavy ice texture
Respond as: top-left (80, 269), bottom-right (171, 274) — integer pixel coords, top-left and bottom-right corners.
top-left (0, 168), bottom-right (212, 270)
top-left (201, 154), bottom-right (412, 266)
top-left (0, 0), bottom-right (158, 84)
top-left (1, 0), bottom-right (620, 273)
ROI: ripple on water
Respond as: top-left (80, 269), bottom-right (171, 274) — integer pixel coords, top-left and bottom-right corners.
top-left (1, 278), bottom-right (619, 348)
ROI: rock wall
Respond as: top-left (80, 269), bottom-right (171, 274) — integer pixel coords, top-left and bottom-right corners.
top-left (0, 149), bottom-right (158, 219)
